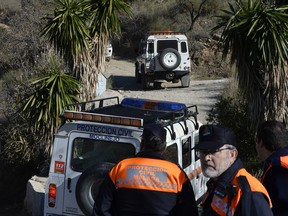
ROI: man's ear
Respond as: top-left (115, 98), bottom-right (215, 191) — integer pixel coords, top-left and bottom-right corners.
top-left (256, 139), bottom-right (265, 148)
top-left (231, 148), bottom-right (238, 159)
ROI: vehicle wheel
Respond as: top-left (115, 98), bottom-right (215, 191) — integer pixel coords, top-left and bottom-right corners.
top-left (75, 162), bottom-right (114, 216)
top-left (135, 62), bottom-right (141, 83)
top-left (159, 48), bottom-right (181, 70)
top-left (141, 72), bottom-right (148, 90)
top-left (141, 64), bottom-right (149, 90)
top-left (154, 82), bottom-right (162, 89)
top-left (181, 74), bottom-right (190, 87)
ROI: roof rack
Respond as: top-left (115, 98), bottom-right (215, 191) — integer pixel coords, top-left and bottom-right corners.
top-left (146, 30), bottom-right (185, 36)
top-left (60, 97), bottom-right (199, 130)
top-left (63, 96), bottom-right (120, 111)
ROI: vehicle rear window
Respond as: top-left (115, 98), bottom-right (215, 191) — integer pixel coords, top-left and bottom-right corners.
top-left (157, 40), bottom-right (178, 53)
top-left (71, 137), bottom-right (135, 172)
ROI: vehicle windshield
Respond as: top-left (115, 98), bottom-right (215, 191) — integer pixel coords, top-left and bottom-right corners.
top-left (71, 137), bottom-right (135, 171)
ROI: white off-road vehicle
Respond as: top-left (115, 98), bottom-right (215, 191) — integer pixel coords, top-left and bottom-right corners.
top-left (135, 31), bottom-right (191, 89)
top-left (105, 42), bottom-right (113, 62)
top-left (44, 96), bottom-right (207, 216)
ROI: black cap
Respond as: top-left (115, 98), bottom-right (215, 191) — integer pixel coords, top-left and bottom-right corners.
top-left (142, 123), bottom-right (167, 142)
top-left (195, 125), bottom-right (237, 150)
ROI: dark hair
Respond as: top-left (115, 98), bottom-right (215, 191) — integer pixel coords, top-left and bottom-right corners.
top-left (141, 123), bottom-right (167, 152)
top-left (141, 135), bottom-right (166, 153)
top-left (256, 120), bottom-right (288, 151)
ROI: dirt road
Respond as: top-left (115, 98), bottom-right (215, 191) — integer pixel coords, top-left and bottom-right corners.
top-left (101, 58), bottom-right (229, 123)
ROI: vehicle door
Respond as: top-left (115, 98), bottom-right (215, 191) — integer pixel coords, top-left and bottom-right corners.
top-left (165, 132), bottom-right (207, 202)
top-left (62, 131), bottom-right (138, 215)
top-left (190, 131), bottom-right (208, 202)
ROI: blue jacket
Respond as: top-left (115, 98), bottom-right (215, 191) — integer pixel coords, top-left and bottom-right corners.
top-left (261, 147), bottom-right (288, 216)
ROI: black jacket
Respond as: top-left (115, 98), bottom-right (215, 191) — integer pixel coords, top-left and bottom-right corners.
top-left (201, 158), bottom-right (273, 216)
top-left (93, 151), bottom-right (198, 216)
top-left (262, 147), bottom-right (288, 216)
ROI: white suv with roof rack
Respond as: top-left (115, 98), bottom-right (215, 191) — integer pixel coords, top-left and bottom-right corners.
top-left (135, 31), bottom-right (191, 89)
top-left (42, 96), bottom-right (208, 216)
top-left (105, 42), bottom-right (113, 61)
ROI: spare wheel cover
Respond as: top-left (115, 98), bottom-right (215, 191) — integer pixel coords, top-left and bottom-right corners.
top-left (75, 162), bottom-right (114, 216)
top-left (159, 48), bottom-right (181, 70)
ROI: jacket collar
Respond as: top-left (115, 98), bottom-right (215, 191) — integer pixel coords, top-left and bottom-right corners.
top-left (135, 150), bottom-right (165, 160)
top-left (264, 146), bottom-right (288, 168)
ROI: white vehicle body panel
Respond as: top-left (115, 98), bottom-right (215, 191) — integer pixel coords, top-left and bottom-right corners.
top-left (135, 31), bottom-right (191, 89)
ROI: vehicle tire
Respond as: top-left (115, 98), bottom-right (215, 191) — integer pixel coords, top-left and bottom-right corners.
top-left (181, 74), bottom-right (190, 88)
top-left (159, 48), bottom-right (181, 71)
top-left (141, 64), bottom-right (148, 90)
top-left (154, 82), bottom-right (162, 89)
top-left (75, 162), bottom-right (114, 216)
top-left (135, 62), bottom-right (141, 83)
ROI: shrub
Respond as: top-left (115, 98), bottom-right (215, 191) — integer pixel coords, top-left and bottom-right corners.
top-left (207, 90), bottom-right (262, 173)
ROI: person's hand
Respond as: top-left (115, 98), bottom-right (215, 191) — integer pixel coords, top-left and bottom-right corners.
top-left (187, 166), bottom-right (202, 180)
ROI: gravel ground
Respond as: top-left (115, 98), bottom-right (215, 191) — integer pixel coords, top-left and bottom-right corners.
top-left (101, 58), bottom-right (229, 123)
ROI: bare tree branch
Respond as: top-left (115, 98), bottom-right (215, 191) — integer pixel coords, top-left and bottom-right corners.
top-left (179, 0), bottom-right (208, 32)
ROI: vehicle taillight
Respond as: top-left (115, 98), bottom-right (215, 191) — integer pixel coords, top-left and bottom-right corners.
top-left (48, 184), bottom-right (56, 207)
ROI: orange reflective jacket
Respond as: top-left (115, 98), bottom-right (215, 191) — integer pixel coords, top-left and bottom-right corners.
top-left (93, 151), bottom-right (199, 216)
top-left (109, 157), bottom-right (187, 193)
top-left (202, 168), bottom-right (272, 216)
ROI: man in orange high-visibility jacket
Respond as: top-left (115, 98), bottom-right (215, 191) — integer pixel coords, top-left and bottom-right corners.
top-left (195, 124), bottom-right (273, 216)
top-left (93, 123), bottom-right (199, 216)
top-left (256, 120), bottom-right (288, 216)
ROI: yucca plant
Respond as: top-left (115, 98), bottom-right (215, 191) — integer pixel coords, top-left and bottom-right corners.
top-left (213, 0), bottom-right (288, 126)
top-left (21, 56), bottom-right (81, 153)
top-left (41, 0), bottom-right (132, 100)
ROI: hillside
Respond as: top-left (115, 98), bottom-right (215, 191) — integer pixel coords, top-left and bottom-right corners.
top-left (0, 0), bottom-right (230, 79)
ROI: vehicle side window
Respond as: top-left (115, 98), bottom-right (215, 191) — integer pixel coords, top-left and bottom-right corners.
top-left (182, 137), bottom-right (192, 168)
top-left (194, 133), bottom-right (200, 161)
top-left (181, 42), bottom-right (187, 53)
top-left (148, 42), bottom-right (154, 54)
top-left (71, 137), bottom-right (135, 171)
top-left (163, 143), bottom-right (178, 164)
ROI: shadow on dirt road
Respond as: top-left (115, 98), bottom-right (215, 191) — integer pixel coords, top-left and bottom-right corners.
top-left (108, 75), bottom-right (187, 91)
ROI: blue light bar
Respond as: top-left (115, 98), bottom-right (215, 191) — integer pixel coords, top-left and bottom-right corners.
top-left (121, 98), bottom-right (186, 111)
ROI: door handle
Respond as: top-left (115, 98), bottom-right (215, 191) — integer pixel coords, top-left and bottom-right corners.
top-left (67, 178), bottom-right (72, 192)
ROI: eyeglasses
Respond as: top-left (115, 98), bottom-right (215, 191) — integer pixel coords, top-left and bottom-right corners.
top-left (196, 147), bottom-right (233, 158)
